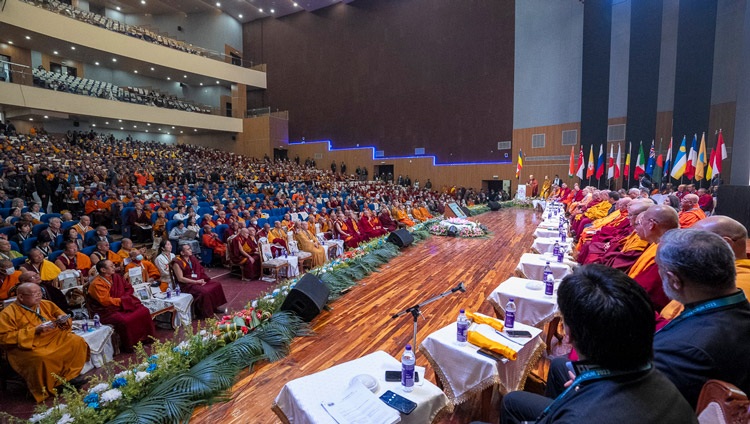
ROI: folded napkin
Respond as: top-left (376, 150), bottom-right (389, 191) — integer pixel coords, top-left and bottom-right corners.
top-left (466, 311), bottom-right (505, 332)
top-left (467, 330), bottom-right (518, 361)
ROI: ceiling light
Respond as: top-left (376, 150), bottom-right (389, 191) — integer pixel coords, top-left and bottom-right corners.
top-left (238, 14), bottom-right (243, 18)
top-left (44, 115), bottom-right (49, 119)
top-left (71, 46), bottom-right (76, 50)
top-left (270, 8), bottom-right (275, 13)
top-left (199, 82), bottom-right (203, 86)
top-left (116, 6), bottom-right (121, 11)
top-left (183, 75), bottom-right (187, 78)
top-left (216, 2), bottom-right (220, 6)
top-left (7, 41), bottom-right (13, 45)
top-left (133, 125), bottom-right (137, 128)
top-left (167, 77), bottom-right (171, 80)
top-left (29, 118), bottom-right (34, 121)
top-left (171, 126), bottom-right (175, 129)
top-left (141, 0), bottom-right (146, 4)
top-left (180, 131), bottom-right (184, 134)
top-left (150, 67), bottom-right (155, 71)
top-left (118, 119), bottom-right (122, 122)
top-left (134, 70), bottom-right (138, 73)
top-left (216, 80), bottom-right (220, 84)
top-left (147, 123), bottom-right (151, 126)
top-left (120, 127), bottom-right (124, 130)
top-left (53, 50), bottom-right (58, 55)
top-left (167, 133), bottom-right (170, 135)
top-left (112, 58), bottom-right (117, 62)
top-left (92, 124), bottom-right (96, 127)
top-left (145, 130), bottom-right (149, 133)
top-left (194, 129), bottom-right (197, 132)
top-left (95, 61), bottom-right (100, 65)
top-left (25, 36), bottom-right (31, 40)
top-left (105, 121), bottom-right (109, 124)
top-left (293, 2), bottom-right (298, 7)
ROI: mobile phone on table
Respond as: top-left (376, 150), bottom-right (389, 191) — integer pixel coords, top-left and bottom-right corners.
top-left (385, 370), bottom-right (419, 382)
top-left (477, 348), bottom-right (505, 361)
top-left (379, 390), bottom-right (417, 415)
top-left (506, 330), bottom-right (533, 338)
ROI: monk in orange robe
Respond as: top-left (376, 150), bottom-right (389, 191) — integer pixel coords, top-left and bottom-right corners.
top-left (0, 283), bottom-right (88, 402)
top-left (89, 240), bottom-right (124, 272)
top-left (202, 225), bottom-right (227, 259)
top-left (55, 240), bottom-right (93, 278)
top-left (0, 259), bottom-right (22, 300)
top-left (678, 194), bottom-right (706, 228)
top-left (124, 251), bottom-right (161, 284)
top-left (268, 221), bottom-right (290, 257)
top-left (334, 212), bottom-right (362, 249)
top-left (391, 202), bottom-right (415, 227)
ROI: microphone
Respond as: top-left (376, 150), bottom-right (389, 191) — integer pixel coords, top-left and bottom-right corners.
top-left (452, 282), bottom-right (466, 293)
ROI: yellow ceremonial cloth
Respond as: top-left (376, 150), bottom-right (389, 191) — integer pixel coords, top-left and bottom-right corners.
top-left (39, 260), bottom-right (61, 282)
top-left (620, 232), bottom-right (650, 253)
top-left (467, 330), bottom-right (517, 361)
top-left (466, 311), bottom-right (505, 332)
top-left (584, 201), bottom-right (612, 221)
top-left (0, 301), bottom-right (88, 402)
top-left (628, 243), bottom-right (658, 279)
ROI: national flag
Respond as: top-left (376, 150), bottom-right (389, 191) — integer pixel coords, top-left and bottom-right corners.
top-left (670, 136), bottom-right (688, 179)
top-left (607, 144), bottom-right (615, 179)
top-left (695, 132), bottom-right (707, 181)
top-left (634, 141), bottom-right (646, 179)
top-left (515, 149), bottom-right (523, 179)
top-left (710, 129), bottom-right (727, 177)
top-left (568, 145), bottom-right (576, 177)
top-left (624, 142), bottom-right (631, 178)
top-left (586, 145), bottom-right (595, 178)
top-left (614, 143), bottom-right (622, 179)
top-left (663, 137), bottom-right (673, 179)
top-left (685, 134), bottom-right (698, 180)
top-left (595, 144), bottom-right (605, 179)
top-left (576, 146), bottom-right (585, 180)
top-left (653, 154), bottom-right (664, 185)
top-left (706, 147), bottom-right (716, 180)
top-left (645, 140), bottom-right (656, 176)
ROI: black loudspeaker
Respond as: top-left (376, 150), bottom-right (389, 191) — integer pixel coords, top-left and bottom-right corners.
top-left (715, 185), bottom-right (750, 230)
top-left (461, 206), bottom-right (472, 216)
top-left (489, 201), bottom-right (501, 211)
top-left (387, 229), bottom-right (414, 248)
top-left (280, 273), bottom-right (330, 322)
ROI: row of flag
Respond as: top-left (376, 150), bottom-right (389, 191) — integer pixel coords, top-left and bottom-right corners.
top-left (516, 130), bottom-right (728, 183)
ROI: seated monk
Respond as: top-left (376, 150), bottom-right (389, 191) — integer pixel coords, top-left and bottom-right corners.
top-left (90, 240), bottom-right (124, 273)
top-left (391, 202), bottom-right (415, 227)
top-left (201, 225), bottom-right (227, 259)
top-left (378, 207), bottom-right (398, 232)
top-left (359, 209), bottom-right (387, 239)
top-left (116, 238), bottom-right (140, 263)
top-left (124, 250), bottom-right (160, 284)
top-left (172, 244), bottom-right (227, 319)
top-left (294, 221), bottom-right (326, 268)
top-left (0, 283), bottom-right (88, 402)
top-left (575, 198), bottom-right (631, 254)
top-left (228, 227), bottom-right (261, 280)
top-left (626, 205), bottom-right (679, 311)
top-left (73, 215), bottom-right (93, 238)
top-left (581, 200), bottom-right (651, 266)
top-left (20, 248), bottom-right (62, 287)
top-left (268, 221), bottom-right (290, 257)
top-left (55, 240), bottom-right (92, 281)
top-left (0, 259), bottom-right (22, 300)
top-left (334, 212), bottom-right (362, 249)
top-left (411, 202), bottom-right (433, 222)
top-left (87, 260), bottom-right (155, 352)
top-left (678, 193), bottom-right (706, 228)
top-left (346, 211), bottom-right (366, 242)
top-left (573, 191), bottom-right (613, 236)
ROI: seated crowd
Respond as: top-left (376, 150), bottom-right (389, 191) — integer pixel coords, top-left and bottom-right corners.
top-left (0, 129), bottom-right (480, 403)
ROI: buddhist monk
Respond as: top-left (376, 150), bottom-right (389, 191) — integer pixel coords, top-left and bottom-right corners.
top-left (228, 227), bottom-right (261, 280)
top-left (87, 260), bottom-right (155, 352)
top-left (0, 259), bottom-right (21, 300)
top-left (55, 240), bottom-right (92, 278)
top-left (334, 212), bottom-right (361, 249)
top-left (294, 221), bottom-right (326, 268)
top-left (89, 240), bottom-right (124, 272)
top-left (172, 244), bottom-right (227, 318)
top-left (0, 283), bottom-right (88, 402)
top-left (391, 202), bottom-right (415, 227)
top-left (201, 225), bottom-right (227, 259)
top-left (678, 193), bottom-right (706, 228)
top-left (359, 209), bottom-right (388, 239)
top-left (124, 250), bottom-right (160, 284)
top-left (268, 220), bottom-right (290, 257)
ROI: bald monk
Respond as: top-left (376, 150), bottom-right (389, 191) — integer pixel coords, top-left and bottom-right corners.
top-left (87, 260), bottom-right (155, 352)
top-left (391, 202), bottom-right (415, 227)
top-left (627, 205), bottom-right (679, 310)
top-left (580, 200), bottom-right (650, 266)
top-left (89, 240), bottom-right (124, 273)
top-left (55, 240), bottom-right (92, 278)
top-left (124, 250), bottom-right (160, 284)
top-left (661, 216), bottom-right (750, 320)
top-left (576, 198), bottom-right (631, 254)
top-left (0, 283), bottom-right (88, 402)
top-left (573, 191), bottom-right (614, 236)
top-left (294, 221), bottom-right (327, 268)
top-left (678, 193), bottom-right (706, 228)
top-left (0, 259), bottom-right (21, 300)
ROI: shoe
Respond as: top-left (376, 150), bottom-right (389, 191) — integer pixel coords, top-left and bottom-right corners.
top-left (214, 307), bottom-right (228, 314)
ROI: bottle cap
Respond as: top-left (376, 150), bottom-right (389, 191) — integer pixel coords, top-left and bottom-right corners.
top-left (546, 261), bottom-right (550, 265)
top-left (459, 309), bottom-right (465, 313)
top-left (509, 297), bottom-right (515, 302)
top-left (405, 344), bottom-right (412, 350)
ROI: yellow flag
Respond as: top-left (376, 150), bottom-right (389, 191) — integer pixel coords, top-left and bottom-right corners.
top-left (695, 132), bottom-right (707, 181)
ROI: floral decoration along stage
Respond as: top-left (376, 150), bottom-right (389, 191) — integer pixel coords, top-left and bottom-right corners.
top-left (429, 216), bottom-right (490, 238)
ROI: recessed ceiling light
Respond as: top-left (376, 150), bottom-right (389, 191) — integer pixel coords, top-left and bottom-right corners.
top-left (216, 2), bottom-right (220, 6)
top-left (133, 125), bottom-right (137, 128)
top-left (216, 80), bottom-right (220, 84)
top-left (145, 130), bottom-right (149, 133)
top-left (293, 2), bottom-right (298, 6)
top-left (53, 50), bottom-right (58, 55)
top-left (71, 46), bottom-right (76, 50)
top-left (238, 14), bottom-right (243, 18)
top-left (116, 6), bottom-right (121, 10)
top-left (134, 70), bottom-right (138, 73)
top-left (147, 123), bottom-right (151, 126)
top-left (120, 127), bottom-right (124, 130)
top-left (180, 130), bottom-right (184, 134)
top-left (7, 41), bottom-right (13, 45)
top-left (95, 61), bottom-right (100, 65)
top-left (29, 118), bottom-right (34, 121)
top-left (199, 82), bottom-right (203, 86)
top-left (183, 75), bottom-right (187, 78)
top-left (105, 121), bottom-right (109, 124)
top-left (167, 77), bottom-right (171, 80)
top-left (141, 0), bottom-right (146, 4)
top-left (92, 124), bottom-right (96, 127)
top-left (112, 58), bottom-right (117, 62)
top-left (25, 36), bottom-right (31, 40)
top-left (44, 115), bottom-right (49, 119)
top-left (259, 8), bottom-right (263, 13)
top-left (171, 126), bottom-right (175, 129)
top-left (118, 119), bottom-right (122, 122)
top-left (150, 67), bottom-right (155, 71)
top-left (194, 129), bottom-right (197, 132)
top-left (270, 8), bottom-right (275, 13)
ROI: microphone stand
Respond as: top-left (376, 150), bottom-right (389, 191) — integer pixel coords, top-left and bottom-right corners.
top-left (391, 282), bottom-right (465, 353)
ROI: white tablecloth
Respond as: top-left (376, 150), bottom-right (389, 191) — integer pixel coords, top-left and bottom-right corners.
top-left (420, 322), bottom-right (544, 405)
top-left (74, 323), bottom-right (115, 374)
top-left (282, 255), bottom-right (300, 277)
top-left (531, 237), bottom-right (572, 255)
top-left (532, 228), bottom-right (563, 239)
top-left (487, 277), bottom-right (559, 328)
top-left (323, 240), bottom-right (342, 261)
top-left (155, 292), bottom-right (194, 326)
top-left (515, 253), bottom-right (575, 281)
top-left (273, 350), bottom-right (451, 424)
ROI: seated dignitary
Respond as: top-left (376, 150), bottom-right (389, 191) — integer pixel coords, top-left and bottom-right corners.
top-left (171, 244), bottom-right (227, 318)
top-left (500, 264), bottom-right (696, 424)
top-left (87, 260), bottom-right (155, 352)
top-left (228, 227), bottom-right (261, 280)
top-left (0, 283), bottom-right (88, 402)
top-left (293, 221), bottom-right (326, 268)
top-left (652, 229), bottom-right (750, 407)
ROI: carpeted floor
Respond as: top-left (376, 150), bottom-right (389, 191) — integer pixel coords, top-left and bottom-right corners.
top-left (0, 267), bottom-right (276, 420)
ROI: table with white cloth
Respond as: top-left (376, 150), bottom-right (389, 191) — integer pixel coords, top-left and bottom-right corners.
top-left (420, 322), bottom-right (544, 411)
top-left (281, 255), bottom-right (300, 278)
top-left (486, 277), bottom-right (559, 329)
top-left (73, 322), bottom-right (115, 374)
top-left (532, 227), bottom-right (564, 239)
top-left (515, 253), bottom-right (575, 281)
top-left (273, 350), bottom-right (452, 424)
top-left (531, 237), bottom-right (572, 255)
top-left (152, 292), bottom-right (194, 327)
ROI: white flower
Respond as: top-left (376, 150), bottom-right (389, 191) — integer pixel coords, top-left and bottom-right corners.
top-left (114, 370), bottom-right (130, 379)
top-left (272, 289), bottom-right (280, 295)
top-left (100, 388), bottom-right (123, 404)
top-left (177, 340), bottom-right (190, 350)
top-left (56, 413), bottom-right (74, 424)
top-left (89, 383), bottom-right (109, 394)
top-left (199, 330), bottom-right (207, 336)
top-left (30, 405), bottom-right (66, 423)
top-left (251, 300), bottom-right (258, 308)
top-left (134, 372), bottom-right (150, 382)
top-left (321, 269), bottom-right (327, 273)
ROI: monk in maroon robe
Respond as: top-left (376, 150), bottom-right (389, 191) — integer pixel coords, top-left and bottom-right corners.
top-left (359, 209), bottom-right (387, 239)
top-left (172, 244), bottom-right (227, 318)
top-left (378, 208), bottom-right (398, 232)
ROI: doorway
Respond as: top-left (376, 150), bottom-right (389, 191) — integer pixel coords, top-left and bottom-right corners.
top-left (374, 164), bottom-right (394, 181)
top-left (483, 180), bottom-right (511, 200)
top-left (273, 148), bottom-right (288, 162)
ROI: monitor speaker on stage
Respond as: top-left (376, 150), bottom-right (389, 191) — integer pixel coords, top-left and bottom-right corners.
top-left (280, 273), bottom-right (330, 322)
top-left (387, 229), bottom-right (414, 248)
top-left (489, 201), bottom-right (501, 211)
top-left (715, 185), bottom-right (750, 230)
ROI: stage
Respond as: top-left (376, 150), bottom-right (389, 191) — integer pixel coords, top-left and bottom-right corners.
top-left (191, 207), bottom-right (541, 423)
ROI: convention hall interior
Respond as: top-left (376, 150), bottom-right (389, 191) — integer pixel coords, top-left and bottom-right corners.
top-left (1, 0), bottom-right (750, 423)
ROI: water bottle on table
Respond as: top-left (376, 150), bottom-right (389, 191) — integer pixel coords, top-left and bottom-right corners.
top-left (504, 298), bottom-right (516, 329)
top-left (456, 309), bottom-right (469, 346)
top-left (543, 261), bottom-right (553, 282)
top-left (93, 313), bottom-right (101, 329)
top-left (552, 241), bottom-right (560, 256)
top-left (175, 284), bottom-right (181, 296)
top-left (401, 344), bottom-right (415, 392)
top-left (545, 273), bottom-right (555, 296)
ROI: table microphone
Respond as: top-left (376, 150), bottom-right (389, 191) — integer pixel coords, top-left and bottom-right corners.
top-left (452, 282), bottom-right (466, 293)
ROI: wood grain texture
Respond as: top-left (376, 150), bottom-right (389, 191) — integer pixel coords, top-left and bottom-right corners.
top-left (191, 208), bottom-right (542, 423)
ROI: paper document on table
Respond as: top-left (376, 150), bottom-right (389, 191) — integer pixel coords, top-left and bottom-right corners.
top-left (321, 380), bottom-right (401, 424)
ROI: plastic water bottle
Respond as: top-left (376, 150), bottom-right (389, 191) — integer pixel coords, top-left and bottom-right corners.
top-left (557, 247), bottom-right (565, 263)
top-left (401, 344), bottom-right (415, 392)
top-left (552, 241), bottom-right (560, 256)
top-left (543, 261), bottom-right (553, 283)
top-left (81, 320), bottom-right (89, 332)
top-left (456, 309), bottom-right (469, 346)
top-left (175, 284), bottom-right (181, 296)
top-left (545, 273), bottom-right (555, 296)
top-left (93, 314), bottom-right (101, 329)
top-left (560, 230), bottom-right (567, 243)
top-left (166, 288), bottom-right (172, 299)
top-left (504, 298), bottom-right (516, 329)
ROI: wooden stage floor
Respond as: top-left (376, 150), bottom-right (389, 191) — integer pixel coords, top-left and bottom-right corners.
top-left (191, 208), bottom-right (541, 424)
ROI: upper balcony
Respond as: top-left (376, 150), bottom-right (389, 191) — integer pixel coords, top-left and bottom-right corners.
top-left (0, 0), bottom-right (266, 89)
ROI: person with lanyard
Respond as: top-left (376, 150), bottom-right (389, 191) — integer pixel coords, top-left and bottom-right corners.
top-left (500, 264), bottom-right (696, 424)
top-left (153, 239), bottom-right (176, 292)
top-left (171, 244), bottom-right (227, 319)
top-left (0, 282), bottom-right (88, 402)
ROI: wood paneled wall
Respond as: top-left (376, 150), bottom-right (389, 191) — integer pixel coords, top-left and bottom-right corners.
top-left (0, 43), bottom-right (32, 86)
top-left (511, 122), bottom-right (582, 190)
top-left (41, 53), bottom-right (85, 79)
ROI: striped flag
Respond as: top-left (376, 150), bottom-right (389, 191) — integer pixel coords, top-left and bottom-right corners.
top-left (634, 141), bottom-right (646, 179)
top-left (670, 136), bottom-right (688, 179)
top-left (568, 145), bottom-right (576, 177)
top-left (586, 145), bottom-right (595, 178)
top-left (695, 132), bottom-right (707, 181)
top-left (596, 144), bottom-right (605, 179)
top-left (607, 144), bottom-right (615, 179)
top-left (706, 147), bottom-right (716, 180)
top-left (515, 149), bottom-right (523, 179)
top-left (576, 146), bottom-right (585, 180)
top-left (663, 137), bottom-right (673, 179)
top-left (624, 142), bottom-right (631, 178)
top-left (685, 134), bottom-right (698, 180)
top-left (710, 129), bottom-right (728, 177)
top-left (614, 143), bottom-right (622, 179)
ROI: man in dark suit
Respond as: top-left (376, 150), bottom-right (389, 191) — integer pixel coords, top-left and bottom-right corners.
top-left (34, 167), bottom-right (52, 212)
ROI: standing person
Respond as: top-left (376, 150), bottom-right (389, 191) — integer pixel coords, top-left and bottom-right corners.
top-left (34, 167), bottom-right (53, 212)
top-left (172, 244), bottom-right (227, 319)
top-left (527, 174), bottom-right (539, 197)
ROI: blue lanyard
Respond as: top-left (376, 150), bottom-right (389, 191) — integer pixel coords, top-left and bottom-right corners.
top-left (19, 304), bottom-right (48, 323)
top-left (538, 363), bottom-right (652, 421)
top-left (659, 291), bottom-right (746, 333)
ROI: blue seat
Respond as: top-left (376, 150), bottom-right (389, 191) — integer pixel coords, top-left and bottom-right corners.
top-left (32, 223), bottom-right (49, 237)
top-left (110, 241), bottom-right (122, 253)
top-left (84, 230), bottom-right (97, 246)
top-left (256, 218), bottom-right (268, 229)
top-left (214, 224), bottom-right (229, 242)
top-left (40, 213), bottom-right (62, 223)
top-left (165, 219), bottom-right (181, 236)
top-left (197, 207), bottom-right (213, 217)
top-left (9, 241), bottom-right (20, 252)
top-left (120, 207), bottom-right (135, 239)
top-left (0, 208), bottom-right (11, 218)
top-left (2, 200), bottom-right (12, 208)
top-left (12, 256), bottom-right (27, 268)
top-left (61, 220), bottom-right (78, 230)
top-left (166, 211), bottom-right (178, 220)
top-left (0, 227), bottom-right (15, 238)
top-left (81, 245), bottom-right (96, 256)
top-left (198, 228), bottom-right (213, 265)
top-left (55, 234), bottom-right (64, 250)
top-left (21, 237), bottom-right (37, 255)
top-left (47, 250), bottom-right (64, 264)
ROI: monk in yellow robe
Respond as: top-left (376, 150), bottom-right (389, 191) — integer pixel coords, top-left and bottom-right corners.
top-left (576, 198), bottom-right (631, 251)
top-left (0, 283), bottom-right (88, 402)
top-left (20, 249), bottom-right (61, 286)
top-left (678, 194), bottom-right (706, 228)
top-left (268, 221), bottom-right (289, 257)
top-left (294, 222), bottom-right (326, 267)
top-left (391, 202), bottom-right (415, 227)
